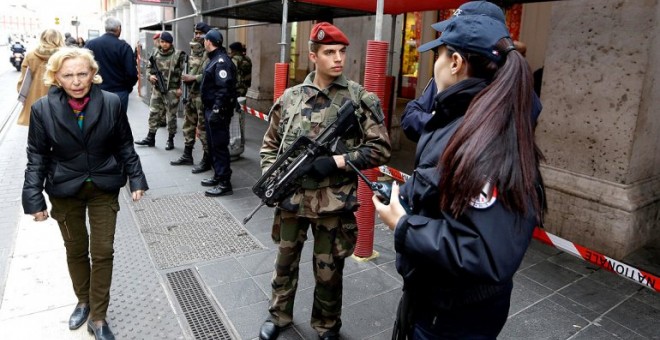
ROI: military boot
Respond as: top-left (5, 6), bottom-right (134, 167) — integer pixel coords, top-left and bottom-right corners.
top-left (170, 145), bottom-right (194, 165)
top-left (192, 152), bottom-right (212, 174)
top-left (135, 131), bottom-right (156, 147)
top-left (165, 134), bottom-right (175, 150)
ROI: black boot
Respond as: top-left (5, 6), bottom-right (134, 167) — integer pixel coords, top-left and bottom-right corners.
top-left (165, 134), bottom-right (175, 150)
top-left (135, 131), bottom-right (156, 147)
top-left (170, 145), bottom-right (194, 165)
top-left (192, 152), bottom-right (212, 174)
top-left (205, 180), bottom-right (233, 197)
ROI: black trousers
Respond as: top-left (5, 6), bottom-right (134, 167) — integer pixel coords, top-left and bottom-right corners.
top-left (204, 108), bottom-right (232, 181)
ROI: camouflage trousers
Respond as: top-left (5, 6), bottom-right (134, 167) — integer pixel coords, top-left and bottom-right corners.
top-left (148, 88), bottom-right (180, 134)
top-left (268, 209), bottom-right (357, 336)
top-left (181, 92), bottom-right (207, 151)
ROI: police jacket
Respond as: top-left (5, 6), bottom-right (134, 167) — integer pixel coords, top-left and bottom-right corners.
top-left (200, 47), bottom-right (237, 111)
top-left (85, 33), bottom-right (138, 93)
top-left (22, 85), bottom-right (148, 214)
top-left (396, 78), bottom-right (539, 310)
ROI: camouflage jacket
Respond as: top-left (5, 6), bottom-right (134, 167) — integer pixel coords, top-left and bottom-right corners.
top-left (260, 72), bottom-right (391, 218)
top-left (187, 41), bottom-right (208, 94)
top-left (148, 46), bottom-right (186, 91)
top-left (231, 54), bottom-right (252, 97)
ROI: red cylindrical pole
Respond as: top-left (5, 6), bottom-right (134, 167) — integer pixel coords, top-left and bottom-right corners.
top-left (354, 40), bottom-right (389, 260)
top-left (274, 62), bottom-right (289, 102)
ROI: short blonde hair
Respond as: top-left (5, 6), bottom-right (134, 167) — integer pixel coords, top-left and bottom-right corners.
top-left (44, 47), bottom-right (103, 87)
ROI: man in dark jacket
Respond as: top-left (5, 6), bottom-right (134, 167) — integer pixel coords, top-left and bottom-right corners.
top-left (85, 17), bottom-right (138, 116)
top-left (199, 29), bottom-right (237, 196)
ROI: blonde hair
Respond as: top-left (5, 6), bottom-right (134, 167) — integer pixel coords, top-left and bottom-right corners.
top-left (43, 47), bottom-right (103, 87)
top-left (39, 28), bottom-right (65, 52)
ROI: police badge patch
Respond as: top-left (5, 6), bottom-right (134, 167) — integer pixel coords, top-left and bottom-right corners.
top-left (469, 181), bottom-right (497, 209)
top-left (219, 70), bottom-right (227, 78)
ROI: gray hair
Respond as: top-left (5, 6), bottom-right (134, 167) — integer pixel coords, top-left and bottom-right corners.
top-left (105, 17), bottom-right (122, 33)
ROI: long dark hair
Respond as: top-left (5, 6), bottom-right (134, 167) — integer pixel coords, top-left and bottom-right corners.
top-left (438, 38), bottom-right (544, 221)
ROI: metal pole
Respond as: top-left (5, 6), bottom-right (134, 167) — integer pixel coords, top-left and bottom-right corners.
top-left (375, 0), bottom-right (384, 41)
top-left (279, 0), bottom-right (289, 63)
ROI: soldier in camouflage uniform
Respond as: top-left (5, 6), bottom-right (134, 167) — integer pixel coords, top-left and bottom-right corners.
top-left (170, 22), bottom-right (211, 170)
top-left (135, 31), bottom-right (185, 150)
top-left (228, 41), bottom-right (252, 97)
top-left (258, 22), bottom-right (391, 340)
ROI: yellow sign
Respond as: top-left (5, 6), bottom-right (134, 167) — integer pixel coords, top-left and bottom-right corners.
top-left (55, 17), bottom-right (60, 25)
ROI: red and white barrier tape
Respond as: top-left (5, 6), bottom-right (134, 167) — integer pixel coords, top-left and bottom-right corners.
top-left (241, 104), bottom-right (268, 121)
top-left (377, 165), bottom-right (660, 293)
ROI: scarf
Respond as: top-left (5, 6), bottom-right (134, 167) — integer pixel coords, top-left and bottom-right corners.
top-left (68, 96), bottom-right (90, 130)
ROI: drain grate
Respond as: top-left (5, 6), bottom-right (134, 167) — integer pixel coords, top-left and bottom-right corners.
top-left (132, 192), bottom-right (263, 268)
top-left (167, 269), bottom-right (233, 340)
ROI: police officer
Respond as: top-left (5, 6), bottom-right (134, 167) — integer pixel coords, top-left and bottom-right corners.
top-left (258, 22), bottom-right (391, 340)
top-left (373, 2), bottom-right (545, 338)
top-left (170, 22), bottom-right (211, 169)
top-left (135, 31), bottom-right (185, 150)
top-left (199, 29), bottom-right (236, 196)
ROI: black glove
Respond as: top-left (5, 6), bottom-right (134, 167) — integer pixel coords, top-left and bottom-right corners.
top-left (302, 156), bottom-right (338, 180)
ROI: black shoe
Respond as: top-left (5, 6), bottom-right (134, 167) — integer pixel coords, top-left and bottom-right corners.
top-left (319, 330), bottom-right (340, 340)
top-left (259, 320), bottom-right (281, 340)
top-left (68, 303), bottom-right (90, 330)
top-left (171, 145), bottom-right (193, 165)
top-left (205, 182), bottom-right (233, 197)
top-left (87, 319), bottom-right (115, 340)
top-left (201, 176), bottom-right (221, 187)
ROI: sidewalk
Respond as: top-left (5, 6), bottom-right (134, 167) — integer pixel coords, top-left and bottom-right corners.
top-left (0, 91), bottom-right (658, 340)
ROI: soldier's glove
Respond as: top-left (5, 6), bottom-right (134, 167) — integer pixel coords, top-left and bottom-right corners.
top-left (302, 156), bottom-right (338, 180)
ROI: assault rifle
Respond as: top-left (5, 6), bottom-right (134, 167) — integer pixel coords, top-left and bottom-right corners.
top-left (181, 53), bottom-right (190, 104)
top-left (243, 100), bottom-right (358, 224)
top-left (148, 55), bottom-right (168, 95)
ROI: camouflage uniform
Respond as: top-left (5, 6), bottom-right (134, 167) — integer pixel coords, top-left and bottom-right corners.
top-left (231, 53), bottom-right (252, 97)
top-left (148, 46), bottom-right (185, 134)
top-left (181, 41), bottom-right (208, 150)
top-left (260, 72), bottom-right (391, 335)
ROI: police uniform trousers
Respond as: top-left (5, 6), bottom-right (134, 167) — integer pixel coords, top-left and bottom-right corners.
top-left (268, 209), bottom-right (357, 335)
top-left (49, 181), bottom-right (120, 321)
top-left (204, 107), bottom-right (232, 180)
top-left (182, 92), bottom-right (207, 150)
top-left (148, 88), bottom-right (179, 134)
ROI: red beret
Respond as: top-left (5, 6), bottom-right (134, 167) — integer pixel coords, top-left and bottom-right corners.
top-left (153, 33), bottom-right (160, 40)
top-left (310, 22), bottom-right (349, 46)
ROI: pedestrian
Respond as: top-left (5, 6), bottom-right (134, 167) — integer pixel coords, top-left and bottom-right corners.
top-left (64, 32), bottom-right (77, 46)
top-left (257, 22), bottom-right (391, 340)
top-left (77, 36), bottom-right (85, 48)
top-left (228, 41), bottom-right (252, 97)
top-left (134, 31), bottom-right (185, 150)
top-left (372, 2), bottom-right (545, 339)
top-left (199, 29), bottom-right (236, 196)
top-left (21, 47), bottom-right (148, 340)
top-left (85, 17), bottom-right (138, 117)
top-left (170, 22), bottom-right (211, 170)
top-left (16, 28), bottom-right (65, 126)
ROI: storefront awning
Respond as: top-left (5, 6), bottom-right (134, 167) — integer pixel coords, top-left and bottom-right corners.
top-left (202, 0), bottom-right (555, 23)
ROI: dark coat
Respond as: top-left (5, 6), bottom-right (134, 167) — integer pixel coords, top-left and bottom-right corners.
top-left (22, 85), bottom-right (148, 214)
top-left (396, 78), bottom-right (538, 310)
top-left (200, 47), bottom-right (237, 111)
top-left (85, 33), bottom-right (138, 93)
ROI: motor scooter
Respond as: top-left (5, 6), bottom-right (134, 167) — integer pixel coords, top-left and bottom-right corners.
top-left (10, 52), bottom-right (24, 71)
